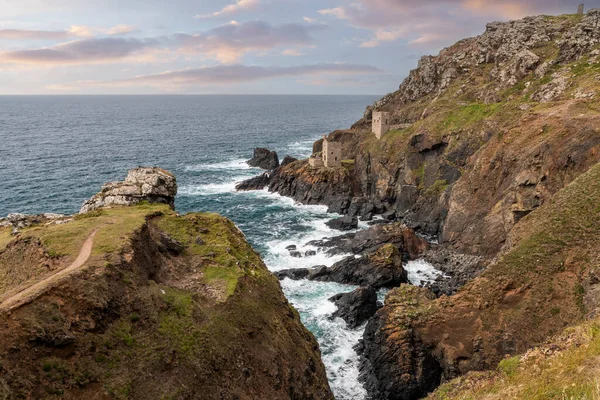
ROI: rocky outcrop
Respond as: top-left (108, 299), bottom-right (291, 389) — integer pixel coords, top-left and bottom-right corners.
top-left (276, 244), bottom-right (408, 289)
top-left (80, 167), bottom-right (177, 213)
top-left (307, 223), bottom-right (429, 260)
top-left (359, 285), bottom-right (441, 400)
top-left (268, 160), bottom-right (356, 214)
top-left (330, 286), bottom-right (379, 329)
top-left (235, 172), bottom-right (271, 191)
top-left (247, 148), bottom-right (279, 170)
top-left (1, 175), bottom-right (333, 399)
top-left (326, 215), bottom-right (358, 231)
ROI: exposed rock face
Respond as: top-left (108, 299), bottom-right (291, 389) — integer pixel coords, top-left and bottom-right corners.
top-left (359, 285), bottom-right (441, 400)
top-left (268, 160), bottom-right (356, 214)
top-left (360, 162), bottom-right (600, 399)
top-left (277, 244), bottom-right (408, 289)
top-left (80, 167), bottom-right (177, 213)
top-left (281, 155), bottom-right (298, 166)
top-left (247, 148), bottom-right (279, 170)
top-left (330, 286), bottom-right (379, 329)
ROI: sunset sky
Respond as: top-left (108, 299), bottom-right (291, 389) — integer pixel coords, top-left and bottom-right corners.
top-left (0, 0), bottom-right (594, 94)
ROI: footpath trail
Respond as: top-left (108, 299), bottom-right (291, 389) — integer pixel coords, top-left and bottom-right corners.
top-left (0, 229), bottom-right (98, 313)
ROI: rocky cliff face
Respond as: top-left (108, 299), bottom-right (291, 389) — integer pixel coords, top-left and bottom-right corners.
top-left (0, 172), bottom-right (332, 399)
top-left (260, 9), bottom-right (600, 399)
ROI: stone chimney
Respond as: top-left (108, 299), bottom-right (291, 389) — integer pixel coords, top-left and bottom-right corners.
top-left (578, 4), bottom-right (584, 14)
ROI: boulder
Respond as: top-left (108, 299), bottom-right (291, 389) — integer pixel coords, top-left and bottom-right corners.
top-left (247, 148), bottom-right (279, 170)
top-left (80, 167), bottom-right (177, 214)
top-left (326, 215), bottom-right (358, 231)
top-left (330, 287), bottom-right (379, 328)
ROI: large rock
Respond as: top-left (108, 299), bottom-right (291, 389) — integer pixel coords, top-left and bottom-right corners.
top-left (80, 167), bottom-right (177, 213)
top-left (247, 148), bottom-right (279, 170)
top-left (330, 286), bottom-right (379, 329)
top-left (276, 244), bottom-right (408, 289)
top-left (326, 215), bottom-right (358, 231)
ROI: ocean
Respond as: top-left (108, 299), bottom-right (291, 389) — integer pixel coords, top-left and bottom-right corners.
top-left (0, 95), bottom-right (442, 399)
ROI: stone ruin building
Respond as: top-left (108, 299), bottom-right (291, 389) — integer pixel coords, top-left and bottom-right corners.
top-left (309, 135), bottom-right (342, 168)
top-left (372, 111), bottom-right (391, 139)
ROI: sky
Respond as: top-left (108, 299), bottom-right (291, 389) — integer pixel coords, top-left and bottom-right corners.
top-left (0, 0), bottom-right (595, 94)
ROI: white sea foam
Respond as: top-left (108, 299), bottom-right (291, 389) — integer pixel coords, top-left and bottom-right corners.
top-left (405, 259), bottom-right (446, 285)
top-left (184, 159), bottom-right (254, 172)
top-left (280, 279), bottom-right (367, 400)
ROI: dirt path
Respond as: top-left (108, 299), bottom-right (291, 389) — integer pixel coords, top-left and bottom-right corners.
top-left (0, 229), bottom-right (98, 313)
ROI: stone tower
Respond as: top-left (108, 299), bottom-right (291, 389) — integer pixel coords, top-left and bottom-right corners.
top-left (578, 4), bottom-right (584, 14)
top-left (322, 135), bottom-right (342, 168)
top-left (372, 111), bottom-right (391, 139)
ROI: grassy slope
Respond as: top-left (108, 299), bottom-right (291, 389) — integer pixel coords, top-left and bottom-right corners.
top-left (0, 205), bottom-right (331, 399)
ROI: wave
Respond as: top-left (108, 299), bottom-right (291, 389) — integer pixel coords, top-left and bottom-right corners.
top-left (184, 158), bottom-right (254, 172)
top-left (281, 279), bottom-right (367, 400)
top-left (405, 259), bottom-right (447, 285)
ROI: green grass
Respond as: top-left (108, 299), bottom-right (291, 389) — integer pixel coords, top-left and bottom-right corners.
top-left (436, 103), bottom-right (501, 132)
top-left (498, 356), bottom-right (520, 377)
top-left (26, 204), bottom-right (171, 262)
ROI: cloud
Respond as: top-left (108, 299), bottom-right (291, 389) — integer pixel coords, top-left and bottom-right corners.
top-left (0, 20), bottom-right (319, 66)
top-left (318, 0), bottom-right (577, 49)
top-left (176, 20), bottom-right (320, 63)
top-left (195, 0), bottom-right (259, 18)
top-left (0, 25), bottom-right (92, 40)
top-left (0, 37), bottom-right (158, 65)
top-left (281, 49), bottom-right (304, 56)
top-left (105, 24), bottom-right (138, 35)
top-left (96, 63), bottom-right (381, 87)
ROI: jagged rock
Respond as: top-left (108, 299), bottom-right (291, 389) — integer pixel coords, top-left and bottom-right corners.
top-left (247, 148), bottom-right (279, 170)
top-left (235, 173), bottom-right (271, 191)
top-left (285, 245), bottom-right (297, 251)
top-left (289, 251), bottom-right (302, 258)
top-left (278, 244), bottom-right (407, 289)
top-left (157, 232), bottom-right (185, 254)
top-left (330, 287), bottom-right (379, 329)
top-left (305, 250), bottom-right (316, 257)
top-left (423, 248), bottom-right (487, 296)
top-left (359, 285), bottom-right (441, 400)
top-left (326, 215), bottom-right (358, 231)
top-left (281, 155), bottom-right (298, 166)
top-left (80, 167), bottom-right (177, 213)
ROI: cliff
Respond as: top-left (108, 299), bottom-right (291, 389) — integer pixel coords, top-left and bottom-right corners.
top-left (267, 10), bottom-right (600, 258)
top-left (253, 9), bottom-right (600, 400)
top-left (0, 170), bottom-right (332, 399)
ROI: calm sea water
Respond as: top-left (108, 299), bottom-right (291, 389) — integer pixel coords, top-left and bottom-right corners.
top-left (0, 95), bottom-right (442, 399)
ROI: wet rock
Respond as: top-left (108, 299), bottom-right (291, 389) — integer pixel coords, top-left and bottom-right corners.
top-left (236, 173), bottom-right (271, 191)
top-left (289, 251), bottom-right (302, 258)
top-left (80, 167), bottom-right (177, 213)
top-left (275, 268), bottom-right (310, 280)
top-left (330, 287), bottom-right (379, 329)
top-left (281, 244), bottom-right (408, 289)
top-left (305, 250), bottom-right (317, 257)
top-left (326, 215), bottom-right (358, 231)
top-left (286, 245), bottom-right (297, 251)
top-left (247, 148), bottom-right (279, 170)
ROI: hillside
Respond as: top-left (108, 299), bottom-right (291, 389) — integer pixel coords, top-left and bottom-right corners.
top-left (0, 173), bottom-right (333, 399)
top-left (242, 8), bottom-right (600, 400)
